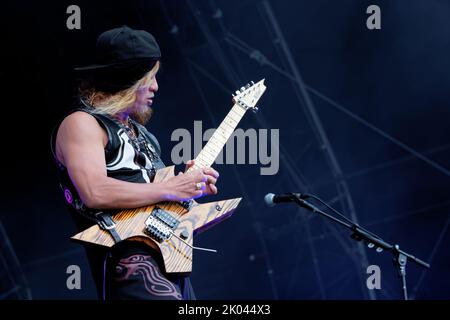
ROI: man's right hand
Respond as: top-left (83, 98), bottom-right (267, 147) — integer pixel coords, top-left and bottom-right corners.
top-left (163, 166), bottom-right (219, 202)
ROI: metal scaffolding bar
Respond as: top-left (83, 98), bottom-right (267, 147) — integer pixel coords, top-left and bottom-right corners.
top-left (0, 221), bottom-right (32, 300)
top-left (257, 0), bottom-right (374, 300)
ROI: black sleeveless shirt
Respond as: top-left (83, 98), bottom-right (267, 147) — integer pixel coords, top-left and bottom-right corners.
top-left (50, 103), bottom-right (172, 298)
top-left (51, 104), bottom-right (166, 217)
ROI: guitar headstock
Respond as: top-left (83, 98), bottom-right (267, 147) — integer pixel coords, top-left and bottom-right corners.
top-left (232, 79), bottom-right (267, 112)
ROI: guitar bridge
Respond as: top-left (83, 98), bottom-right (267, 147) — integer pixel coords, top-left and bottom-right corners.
top-left (144, 207), bottom-right (180, 243)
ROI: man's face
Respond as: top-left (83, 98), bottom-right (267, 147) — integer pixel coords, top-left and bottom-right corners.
top-left (131, 73), bottom-right (159, 124)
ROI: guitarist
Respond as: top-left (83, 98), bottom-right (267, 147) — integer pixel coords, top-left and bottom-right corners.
top-left (51, 26), bottom-right (219, 300)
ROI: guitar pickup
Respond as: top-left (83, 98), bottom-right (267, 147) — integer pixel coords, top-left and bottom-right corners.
top-left (180, 200), bottom-right (193, 211)
top-left (144, 207), bottom-right (180, 242)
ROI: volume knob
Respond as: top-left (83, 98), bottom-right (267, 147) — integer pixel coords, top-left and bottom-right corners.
top-left (180, 230), bottom-right (189, 240)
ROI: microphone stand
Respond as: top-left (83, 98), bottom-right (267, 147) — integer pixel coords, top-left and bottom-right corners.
top-left (290, 194), bottom-right (430, 300)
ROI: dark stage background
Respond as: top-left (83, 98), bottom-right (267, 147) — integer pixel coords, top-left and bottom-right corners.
top-left (1, 0), bottom-right (449, 300)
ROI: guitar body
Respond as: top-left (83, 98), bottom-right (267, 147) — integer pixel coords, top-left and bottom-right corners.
top-left (72, 165), bottom-right (242, 274)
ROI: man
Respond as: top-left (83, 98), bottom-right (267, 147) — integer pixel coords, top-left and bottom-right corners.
top-left (51, 26), bottom-right (219, 300)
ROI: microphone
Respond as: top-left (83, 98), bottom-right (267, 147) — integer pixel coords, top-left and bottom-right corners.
top-left (264, 193), bottom-right (309, 207)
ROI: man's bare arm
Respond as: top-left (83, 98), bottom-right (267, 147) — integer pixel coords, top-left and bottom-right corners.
top-left (56, 112), bottom-right (211, 209)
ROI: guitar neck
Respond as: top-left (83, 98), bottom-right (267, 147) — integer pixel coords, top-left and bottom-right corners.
top-left (188, 103), bottom-right (247, 171)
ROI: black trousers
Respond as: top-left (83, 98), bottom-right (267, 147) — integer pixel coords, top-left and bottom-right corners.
top-left (88, 242), bottom-right (196, 300)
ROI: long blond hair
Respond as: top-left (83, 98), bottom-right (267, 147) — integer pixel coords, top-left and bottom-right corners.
top-left (81, 61), bottom-right (159, 119)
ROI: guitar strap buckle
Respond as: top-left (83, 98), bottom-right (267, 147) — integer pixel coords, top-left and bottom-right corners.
top-left (95, 212), bottom-right (122, 243)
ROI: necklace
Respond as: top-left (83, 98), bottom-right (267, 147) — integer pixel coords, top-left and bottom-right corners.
top-left (121, 118), bottom-right (137, 139)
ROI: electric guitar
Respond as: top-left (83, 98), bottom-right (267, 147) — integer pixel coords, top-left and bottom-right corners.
top-left (71, 79), bottom-right (267, 274)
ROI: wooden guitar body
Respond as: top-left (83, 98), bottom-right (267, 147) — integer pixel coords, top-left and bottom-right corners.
top-left (72, 165), bottom-right (242, 273)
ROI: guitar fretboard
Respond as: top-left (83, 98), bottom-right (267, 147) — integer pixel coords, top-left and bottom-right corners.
top-left (188, 103), bottom-right (246, 171)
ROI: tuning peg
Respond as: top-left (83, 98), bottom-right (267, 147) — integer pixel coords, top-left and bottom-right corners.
top-left (246, 83), bottom-right (251, 88)
top-left (235, 90), bottom-right (240, 95)
top-left (251, 81), bottom-right (255, 85)
top-left (240, 86), bottom-right (245, 91)
top-left (252, 107), bottom-right (259, 113)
